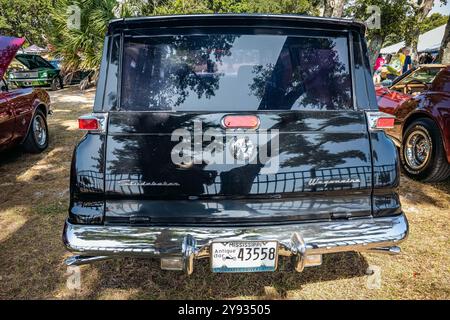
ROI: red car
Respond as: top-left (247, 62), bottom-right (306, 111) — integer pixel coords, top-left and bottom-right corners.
top-left (0, 36), bottom-right (50, 153)
top-left (376, 64), bottom-right (450, 182)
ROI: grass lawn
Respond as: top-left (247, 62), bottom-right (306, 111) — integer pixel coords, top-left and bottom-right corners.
top-left (0, 87), bottom-right (449, 299)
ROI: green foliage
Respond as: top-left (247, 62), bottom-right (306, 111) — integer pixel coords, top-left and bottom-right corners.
top-left (47, 0), bottom-right (319, 71)
top-left (49, 0), bottom-right (117, 71)
top-left (243, 0), bottom-right (316, 14)
top-left (347, 0), bottom-right (411, 42)
top-left (0, 0), bottom-right (53, 46)
top-left (2, 0), bottom-right (446, 71)
top-left (419, 13), bottom-right (449, 33)
top-left (154, 0), bottom-right (315, 15)
top-left (383, 13), bottom-right (449, 47)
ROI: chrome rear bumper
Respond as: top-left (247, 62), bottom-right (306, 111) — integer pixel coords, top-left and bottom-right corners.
top-left (63, 213), bottom-right (408, 274)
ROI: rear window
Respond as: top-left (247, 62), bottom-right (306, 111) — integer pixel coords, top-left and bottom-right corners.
top-left (121, 30), bottom-right (352, 111)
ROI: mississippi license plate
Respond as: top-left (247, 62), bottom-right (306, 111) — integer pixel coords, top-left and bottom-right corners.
top-left (211, 241), bottom-right (278, 273)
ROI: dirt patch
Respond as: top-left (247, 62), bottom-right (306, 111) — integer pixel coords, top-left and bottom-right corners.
top-left (0, 87), bottom-right (449, 299)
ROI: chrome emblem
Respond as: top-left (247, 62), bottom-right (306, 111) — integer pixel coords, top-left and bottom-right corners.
top-left (230, 137), bottom-right (255, 161)
top-left (308, 178), bottom-right (361, 187)
top-left (118, 180), bottom-right (180, 187)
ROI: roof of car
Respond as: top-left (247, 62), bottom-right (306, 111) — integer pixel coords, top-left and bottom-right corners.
top-left (108, 14), bottom-right (366, 34)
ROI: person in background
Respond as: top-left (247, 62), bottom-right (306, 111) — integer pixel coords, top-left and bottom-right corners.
top-left (384, 53), bottom-right (392, 65)
top-left (402, 47), bottom-right (412, 74)
top-left (397, 48), bottom-right (406, 69)
top-left (419, 52), bottom-right (433, 64)
top-left (386, 49), bottom-right (404, 78)
top-left (374, 54), bottom-right (385, 71)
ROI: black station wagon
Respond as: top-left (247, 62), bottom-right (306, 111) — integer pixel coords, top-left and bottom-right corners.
top-left (63, 14), bottom-right (408, 274)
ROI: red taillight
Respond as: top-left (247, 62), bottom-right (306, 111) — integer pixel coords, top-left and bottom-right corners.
top-left (376, 117), bottom-right (395, 129)
top-left (366, 112), bottom-right (395, 131)
top-left (78, 117), bottom-right (99, 130)
top-left (222, 115), bottom-right (260, 129)
top-left (78, 113), bottom-right (107, 131)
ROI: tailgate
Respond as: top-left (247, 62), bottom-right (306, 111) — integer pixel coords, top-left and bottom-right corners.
top-left (104, 111), bottom-right (374, 223)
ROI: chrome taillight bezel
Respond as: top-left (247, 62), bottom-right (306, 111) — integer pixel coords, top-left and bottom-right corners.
top-left (78, 113), bottom-right (108, 132)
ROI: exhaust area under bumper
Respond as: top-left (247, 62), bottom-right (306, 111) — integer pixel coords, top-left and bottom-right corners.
top-left (63, 213), bottom-right (408, 274)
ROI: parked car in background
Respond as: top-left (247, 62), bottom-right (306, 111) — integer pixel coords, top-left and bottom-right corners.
top-left (63, 14), bottom-right (408, 274)
top-left (48, 59), bottom-right (62, 70)
top-left (0, 36), bottom-right (51, 153)
top-left (63, 69), bottom-right (95, 89)
top-left (387, 64), bottom-right (447, 95)
top-left (376, 64), bottom-right (450, 182)
top-left (8, 53), bottom-right (63, 91)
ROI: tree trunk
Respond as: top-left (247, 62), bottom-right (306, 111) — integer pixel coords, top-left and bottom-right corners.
top-left (332, 0), bottom-right (345, 18)
top-left (436, 17), bottom-right (450, 64)
top-left (323, 1), bottom-right (334, 17)
top-left (368, 33), bottom-right (384, 72)
top-left (323, 0), bottom-right (346, 18)
top-left (406, 0), bottom-right (434, 64)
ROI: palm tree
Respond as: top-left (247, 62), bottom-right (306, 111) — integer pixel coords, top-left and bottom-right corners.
top-left (49, 0), bottom-right (157, 72)
top-left (50, 0), bottom-right (116, 72)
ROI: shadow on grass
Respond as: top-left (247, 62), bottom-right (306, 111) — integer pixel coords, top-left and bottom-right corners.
top-left (0, 210), bottom-right (369, 299)
top-left (400, 175), bottom-right (450, 209)
top-left (0, 214), bottom-right (67, 299)
top-left (0, 214), bottom-right (369, 300)
top-left (0, 146), bottom-right (24, 167)
top-left (84, 252), bottom-right (369, 299)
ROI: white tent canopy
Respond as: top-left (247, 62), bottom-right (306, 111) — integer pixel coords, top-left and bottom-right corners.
top-left (23, 44), bottom-right (48, 54)
top-left (380, 24), bottom-right (446, 54)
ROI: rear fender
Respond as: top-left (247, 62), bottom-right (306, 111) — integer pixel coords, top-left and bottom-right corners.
top-left (69, 133), bottom-right (106, 224)
top-left (369, 130), bottom-right (401, 217)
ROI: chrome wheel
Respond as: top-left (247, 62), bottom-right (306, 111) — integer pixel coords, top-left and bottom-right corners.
top-left (33, 114), bottom-right (47, 147)
top-left (404, 130), bottom-right (431, 170)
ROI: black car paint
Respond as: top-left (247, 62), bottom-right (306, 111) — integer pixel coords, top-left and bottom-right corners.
top-left (69, 15), bottom-right (399, 226)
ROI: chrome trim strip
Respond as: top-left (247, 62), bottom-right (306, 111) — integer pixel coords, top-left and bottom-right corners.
top-left (64, 214), bottom-right (408, 262)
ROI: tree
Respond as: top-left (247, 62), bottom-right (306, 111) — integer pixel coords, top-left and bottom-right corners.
top-left (244, 0), bottom-right (316, 14)
top-left (323, 0), bottom-right (347, 17)
top-left (48, 0), bottom-right (320, 71)
top-left (404, 0), bottom-right (436, 60)
top-left (383, 13), bottom-right (449, 47)
top-left (49, 0), bottom-right (117, 71)
top-left (0, 0), bottom-right (53, 46)
top-left (49, 0), bottom-right (161, 71)
top-left (347, 0), bottom-right (410, 68)
top-left (419, 13), bottom-right (449, 33)
top-left (154, 0), bottom-right (316, 15)
top-left (436, 16), bottom-right (450, 63)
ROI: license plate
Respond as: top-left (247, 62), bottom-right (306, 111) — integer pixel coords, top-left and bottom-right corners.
top-left (211, 241), bottom-right (278, 273)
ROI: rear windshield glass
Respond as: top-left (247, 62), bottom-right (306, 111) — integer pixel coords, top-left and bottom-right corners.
top-left (121, 31), bottom-right (352, 111)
